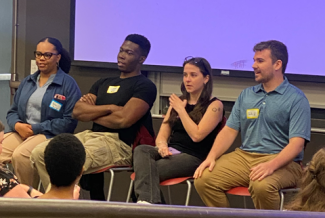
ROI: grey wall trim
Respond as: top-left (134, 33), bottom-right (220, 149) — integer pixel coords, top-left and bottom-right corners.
top-left (311, 128), bottom-right (325, 134)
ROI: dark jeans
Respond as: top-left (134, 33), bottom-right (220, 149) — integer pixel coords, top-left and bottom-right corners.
top-left (133, 144), bottom-right (202, 204)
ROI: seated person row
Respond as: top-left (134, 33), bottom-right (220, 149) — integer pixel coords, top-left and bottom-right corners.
top-left (16, 34), bottom-right (310, 208)
top-left (133, 57), bottom-right (224, 204)
top-left (0, 37), bottom-right (81, 188)
top-left (31, 34), bottom-right (157, 200)
top-left (194, 40), bottom-right (311, 210)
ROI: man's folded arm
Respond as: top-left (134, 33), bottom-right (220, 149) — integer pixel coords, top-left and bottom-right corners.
top-left (72, 93), bottom-right (111, 122)
top-left (93, 97), bottom-right (149, 129)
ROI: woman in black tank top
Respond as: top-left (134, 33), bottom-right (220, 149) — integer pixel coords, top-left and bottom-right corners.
top-left (133, 57), bottom-right (224, 204)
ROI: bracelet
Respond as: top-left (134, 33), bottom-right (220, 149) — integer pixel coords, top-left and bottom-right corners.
top-left (156, 141), bottom-right (168, 146)
top-left (27, 186), bottom-right (33, 196)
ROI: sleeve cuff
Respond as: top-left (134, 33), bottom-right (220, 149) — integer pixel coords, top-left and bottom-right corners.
top-left (31, 124), bottom-right (41, 135)
top-left (289, 134), bottom-right (310, 142)
top-left (8, 118), bottom-right (22, 131)
top-left (226, 122), bottom-right (240, 131)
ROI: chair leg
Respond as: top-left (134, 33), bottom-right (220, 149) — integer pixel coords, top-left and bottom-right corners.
top-left (167, 186), bottom-right (173, 205)
top-left (279, 188), bottom-right (300, 210)
top-left (279, 190), bottom-right (285, 210)
top-left (106, 169), bottom-right (115, 201)
top-left (185, 180), bottom-right (192, 206)
top-left (37, 180), bottom-right (42, 192)
top-left (243, 196), bottom-right (247, 209)
top-left (126, 180), bottom-right (134, 203)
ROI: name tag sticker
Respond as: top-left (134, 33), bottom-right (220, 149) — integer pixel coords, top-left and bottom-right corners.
top-left (247, 109), bottom-right (259, 119)
top-left (49, 100), bottom-right (62, 112)
top-left (107, 86), bottom-right (120, 93)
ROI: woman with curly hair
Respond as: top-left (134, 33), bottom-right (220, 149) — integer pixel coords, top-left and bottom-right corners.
top-left (286, 147), bottom-right (325, 212)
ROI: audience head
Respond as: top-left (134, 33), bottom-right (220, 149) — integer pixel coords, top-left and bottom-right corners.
top-left (117, 34), bottom-right (151, 73)
top-left (167, 57), bottom-right (213, 125)
top-left (253, 40), bottom-right (288, 75)
top-left (287, 148), bottom-right (325, 212)
top-left (35, 37), bottom-right (71, 74)
top-left (0, 121), bottom-right (4, 154)
top-left (44, 133), bottom-right (85, 188)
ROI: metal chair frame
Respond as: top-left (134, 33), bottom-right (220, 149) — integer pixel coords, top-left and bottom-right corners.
top-left (92, 165), bottom-right (133, 201)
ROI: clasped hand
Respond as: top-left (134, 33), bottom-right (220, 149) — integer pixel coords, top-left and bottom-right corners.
top-left (15, 123), bottom-right (33, 140)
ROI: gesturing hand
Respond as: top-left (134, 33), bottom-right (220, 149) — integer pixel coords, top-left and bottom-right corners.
top-left (250, 161), bottom-right (275, 181)
top-left (15, 123), bottom-right (33, 140)
top-left (169, 94), bottom-right (187, 113)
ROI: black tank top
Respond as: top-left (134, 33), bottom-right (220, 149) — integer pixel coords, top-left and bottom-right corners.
top-left (169, 97), bottom-right (223, 160)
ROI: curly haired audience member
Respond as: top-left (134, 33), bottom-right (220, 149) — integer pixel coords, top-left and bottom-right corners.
top-left (37, 133), bottom-right (85, 200)
top-left (287, 148), bottom-right (325, 212)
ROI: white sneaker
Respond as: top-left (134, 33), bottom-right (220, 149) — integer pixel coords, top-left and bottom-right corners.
top-left (137, 200), bottom-right (151, 204)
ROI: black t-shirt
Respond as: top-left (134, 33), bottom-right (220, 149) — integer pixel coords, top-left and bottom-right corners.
top-left (89, 74), bottom-right (157, 145)
top-left (169, 98), bottom-right (223, 160)
top-left (0, 166), bottom-right (19, 196)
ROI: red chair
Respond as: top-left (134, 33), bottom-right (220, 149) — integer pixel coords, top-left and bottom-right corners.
top-left (126, 172), bottom-right (194, 206)
top-left (226, 186), bottom-right (299, 210)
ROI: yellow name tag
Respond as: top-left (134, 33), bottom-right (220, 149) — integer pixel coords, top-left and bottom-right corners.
top-left (107, 86), bottom-right (120, 93)
top-left (246, 109), bottom-right (259, 119)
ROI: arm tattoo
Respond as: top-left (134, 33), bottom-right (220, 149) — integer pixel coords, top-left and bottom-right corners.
top-left (212, 107), bottom-right (220, 112)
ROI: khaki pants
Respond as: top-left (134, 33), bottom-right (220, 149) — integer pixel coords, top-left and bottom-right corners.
top-left (0, 132), bottom-right (47, 187)
top-left (194, 148), bottom-right (302, 210)
top-left (30, 130), bottom-right (132, 191)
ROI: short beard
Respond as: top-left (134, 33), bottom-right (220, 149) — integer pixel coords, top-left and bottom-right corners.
top-left (255, 72), bottom-right (274, 84)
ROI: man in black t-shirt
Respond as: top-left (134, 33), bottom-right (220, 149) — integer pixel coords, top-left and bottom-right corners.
top-left (31, 34), bottom-right (157, 200)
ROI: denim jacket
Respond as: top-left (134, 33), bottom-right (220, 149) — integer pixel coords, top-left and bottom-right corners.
top-left (6, 68), bottom-right (81, 138)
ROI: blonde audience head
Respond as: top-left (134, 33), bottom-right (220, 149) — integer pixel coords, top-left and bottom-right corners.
top-left (287, 147), bottom-right (325, 212)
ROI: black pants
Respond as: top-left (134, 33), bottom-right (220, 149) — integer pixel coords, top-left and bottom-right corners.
top-left (133, 144), bottom-right (202, 204)
top-left (80, 173), bottom-right (105, 201)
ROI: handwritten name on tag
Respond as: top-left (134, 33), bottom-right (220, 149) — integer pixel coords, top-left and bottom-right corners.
top-left (49, 100), bottom-right (62, 112)
top-left (246, 109), bottom-right (259, 119)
